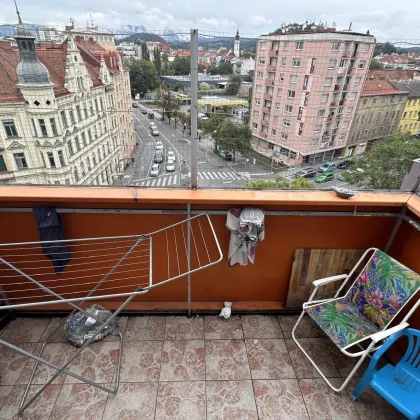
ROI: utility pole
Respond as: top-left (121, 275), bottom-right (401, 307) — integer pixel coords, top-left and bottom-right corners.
top-left (190, 29), bottom-right (198, 189)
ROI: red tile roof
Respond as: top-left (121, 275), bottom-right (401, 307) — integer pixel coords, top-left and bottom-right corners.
top-left (361, 70), bottom-right (414, 96)
top-left (0, 38), bottom-right (107, 104)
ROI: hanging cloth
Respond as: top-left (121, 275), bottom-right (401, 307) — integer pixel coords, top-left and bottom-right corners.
top-left (226, 207), bottom-right (265, 266)
top-left (32, 207), bottom-right (71, 274)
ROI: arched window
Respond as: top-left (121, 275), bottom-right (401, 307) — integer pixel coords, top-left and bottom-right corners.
top-left (87, 157), bottom-right (91, 171)
top-left (74, 168), bottom-right (79, 182)
top-left (80, 161), bottom-right (85, 176)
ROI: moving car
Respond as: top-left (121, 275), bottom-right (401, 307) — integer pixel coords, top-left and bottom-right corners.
top-left (148, 113), bottom-right (155, 119)
top-left (150, 164), bottom-right (160, 177)
top-left (167, 150), bottom-right (176, 161)
top-left (166, 162), bottom-right (175, 172)
top-left (132, 103), bottom-right (138, 108)
top-left (154, 151), bottom-right (163, 163)
top-left (198, 113), bottom-right (208, 120)
top-left (149, 122), bottom-right (156, 129)
top-left (151, 127), bottom-right (159, 136)
top-left (155, 141), bottom-right (163, 150)
top-left (142, 110), bottom-right (148, 115)
top-left (315, 172), bottom-right (334, 183)
top-left (295, 168), bottom-right (316, 178)
top-left (337, 160), bottom-right (352, 170)
top-left (318, 162), bottom-right (336, 173)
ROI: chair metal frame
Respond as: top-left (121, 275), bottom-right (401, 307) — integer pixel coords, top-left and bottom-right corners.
top-left (292, 247), bottom-right (420, 392)
top-left (0, 213), bottom-right (223, 413)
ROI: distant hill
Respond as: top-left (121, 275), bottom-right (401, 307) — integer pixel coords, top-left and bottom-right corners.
top-left (118, 32), bottom-right (167, 44)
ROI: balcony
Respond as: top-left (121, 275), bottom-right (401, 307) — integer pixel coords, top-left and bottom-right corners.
top-left (265, 79), bottom-right (274, 86)
top-left (262, 106), bottom-right (271, 114)
top-left (264, 93), bottom-right (273, 100)
top-left (261, 118), bottom-right (269, 126)
top-left (333, 84), bottom-right (341, 92)
top-left (337, 68), bottom-right (346, 76)
top-left (267, 65), bottom-right (276, 72)
top-left (268, 49), bottom-right (279, 56)
top-left (0, 186), bottom-right (419, 418)
top-left (330, 102), bottom-right (337, 107)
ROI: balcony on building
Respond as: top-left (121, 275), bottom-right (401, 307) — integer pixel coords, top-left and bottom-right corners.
top-left (266, 65), bottom-right (276, 72)
top-left (261, 118), bottom-right (269, 126)
top-left (268, 49), bottom-right (279, 57)
top-left (262, 106), bottom-right (271, 114)
top-left (263, 93), bottom-right (273, 100)
top-left (265, 79), bottom-right (274, 86)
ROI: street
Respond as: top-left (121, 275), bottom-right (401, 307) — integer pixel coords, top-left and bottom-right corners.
top-left (122, 106), bottom-right (355, 190)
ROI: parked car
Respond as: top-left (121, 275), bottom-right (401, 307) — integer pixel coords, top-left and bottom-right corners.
top-left (155, 141), bottom-right (163, 150)
top-left (315, 172), bottom-right (334, 183)
top-left (337, 160), bottom-right (352, 170)
top-left (198, 113), bottom-right (208, 120)
top-left (166, 162), bottom-right (175, 172)
top-left (318, 162), bottom-right (336, 173)
top-left (151, 127), bottom-right (159, 136)
top-left (150, 164), bottom-right (160, 177)
top-left (132, 103), bottom-right (138, 108)
top-left (148, 113), bottom-right (154, 119)
top-left (154, 151), bottom-right (164, 163)
top-left (295, 168), bottom-right (317, 178)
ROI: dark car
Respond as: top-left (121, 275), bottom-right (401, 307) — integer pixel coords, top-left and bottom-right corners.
top-left (132, 103), bottom-right (138, 108)
top-left (295, 168), bottom-right (317, 178)
top-left (148, 113), bottom-right (154, 119)
top-left (141, 110), bottom-right (148, 115)
top-left (337, 160), bottom-right (351, 170)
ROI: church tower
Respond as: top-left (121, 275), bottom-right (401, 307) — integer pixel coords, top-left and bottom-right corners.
top-left (234, 30), bottom-right (240, 57)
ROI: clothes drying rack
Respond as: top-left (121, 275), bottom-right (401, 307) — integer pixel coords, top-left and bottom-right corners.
top-left (0, 213), bottom-right (223, 414)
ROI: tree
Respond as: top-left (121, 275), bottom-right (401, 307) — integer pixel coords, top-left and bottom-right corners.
top-left (199, 82), bottom-right (211, 91)
top-left (128, 59), bottom-right (160, 98)
top-left (141, 43), bottom-right (150, 60)
top-left (161, 52), bottom-right (170, 75)
top-left (173, 83), bottom-right (184, 92)
top-left (155, 85), bottom-right (179, 123)
top-left (225, 73), bottom-right (241, 95)
top-left (373, 42), bottom-right (397, 57)
top-left (170, 56), bottom-right (190, 75)
top-left (245, 176), bottom-right (315, 189)
top-left (153, 47), bottom-right (162, 74)
top-left (343, 132), bottom-right (420, 190)
top-left (369, 58), bottom-right (384, 70)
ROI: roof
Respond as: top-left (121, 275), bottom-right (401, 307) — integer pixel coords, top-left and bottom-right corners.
top-left (362, 72), bottom-right (409, 97)
top-left (367, 69), bottom-right (419, 81)
top-left (0, 37), bottom-right (108, 104)
top-left (197, 96), bottom-right (247, 106)
top-left (389, 79), bottom-right (420, 98)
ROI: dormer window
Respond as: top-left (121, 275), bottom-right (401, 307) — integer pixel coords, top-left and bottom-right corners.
top-left (21, 41), bottom-right (27, 50)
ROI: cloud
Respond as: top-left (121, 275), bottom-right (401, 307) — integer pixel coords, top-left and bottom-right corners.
top-left (198, 17), bottom-right (237, 29)
top-left (249, 15), bottom-right (272, 27)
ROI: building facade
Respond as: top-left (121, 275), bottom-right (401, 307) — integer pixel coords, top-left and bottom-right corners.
top-left (250, 24), bottom-right (375, 166)
top-left (346, 73), bottom-right (408, 157)
top-left (64, 25), bottom-right (116, 51)
top-left (390, 79), bottom-right (420, 135)
top-left (0, 19), bottom-right (133, 186)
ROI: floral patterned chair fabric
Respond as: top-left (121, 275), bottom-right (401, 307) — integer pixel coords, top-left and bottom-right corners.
top-left (305, 250), bottom-right (420, 350)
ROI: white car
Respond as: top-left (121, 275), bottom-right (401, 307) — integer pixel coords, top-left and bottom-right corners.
top-left (151, 127), bottom-right (159, 136)
top-left (166, 162), bottom-right (175, 172)
top-left (167, 150), bottom-right (176, 161)
top-left (198, 113), bottom-right (208, 120)
top-left (155, 141), bottom-right (163, 150)
top-left (167, 156), bottom-right (176, 164)
top-left (149, 122), bottom-right (156, 129)
top-left (150, 164), bottom-right (160, 177)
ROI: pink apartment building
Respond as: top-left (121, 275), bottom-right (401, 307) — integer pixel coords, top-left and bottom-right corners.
top-left (250, 25), bottom-right (375, 166)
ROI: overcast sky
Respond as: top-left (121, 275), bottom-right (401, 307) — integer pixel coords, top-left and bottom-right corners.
top-left (1, 0), bottom-right (419, 41)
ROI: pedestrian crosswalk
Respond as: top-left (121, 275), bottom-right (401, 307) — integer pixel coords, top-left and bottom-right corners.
top-left (134, 173), bottom-right (179, 187)
top-left (198, 171), bottom-right (244, 181)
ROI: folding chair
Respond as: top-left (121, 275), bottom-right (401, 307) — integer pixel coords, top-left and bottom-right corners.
top-left (0, 213), bottom-right (222, 413)
top-left (292, 248), bottom-right (420, 392)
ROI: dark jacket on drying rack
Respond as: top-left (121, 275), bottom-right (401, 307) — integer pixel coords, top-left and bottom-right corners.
top-left (32, 207), bottom-right (71, 275)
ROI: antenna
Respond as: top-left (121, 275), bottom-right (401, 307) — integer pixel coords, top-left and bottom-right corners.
top-left (70, 17), bottom-right (75, 28)
top-left (14, 0), bottom-right (23, 24)
top-left (349, 22), bottom-right (352, 31)
top-left (89, 9), bottom-right (94, 28)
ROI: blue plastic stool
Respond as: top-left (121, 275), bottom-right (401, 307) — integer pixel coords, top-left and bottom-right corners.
top-left (353, 328), bottom-right (420, 420)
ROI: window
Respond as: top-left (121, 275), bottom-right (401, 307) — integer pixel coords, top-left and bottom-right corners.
top-left (362, 44), bottom-right (369, 52)
top-left (38, 119), bottom-right (47, 137)
top-left (317, 109), bottom-right (325, 117)
top-left (346, 106), bottom-right (354, 114)
top-left (289, 74), bottom-right (297, 84)
top-left (276, 103), bottom-right (281, 111)
top-left (283, 119), bottom-right (290, 127)
top-left (285, 104), bottom-right (293, 113)
top-left (332, 42), bottom-right (340, 51)
top-left (90, 102), bottom-right (94, 115)
top-left (252, 122), bottom-right (258, 129)
top-left (256, 85), bottom-right (262, 93)
top-left (0, 155), bottom-right (7, 172)
top-left (58, 150), bottom-right (65, 166)
top-left (92, 154), bottom-right (97, 166)
top-left (273, 116), bottom-right (278, 124)
top-left (324, 77), bottom-right (333, 87)
top-left (88, 129), bottom-right (92, 143)
top-left (95, 99), bottom-right (99, 113)
top-left (3, 120), bottom-right (18, 138)
top-left (311, 139), bottom-right (318, 147)
top-left (342, 121), bottom-right (349, 128)
top-left (281, 57), bottom-right (286, 66)
top-left (292, 58), bottom-right (301, 67)
top-left (47, 152), bottom-right (56, 168)
top-left (314, 124), bottom-right (321, 133)
top-left (353, 76), bottom-right (361, 86)
top-left (76, 105), bottom-right (82, 121)
top-left (87, 157), bottom-right (91, 171)
top-left (83, 107), bottom-right (88, 119)
top-left (258, 57), bottom-right (265, 65)
top-left (81, 132), bottom-right (87, 147)
top-left (74, 136), bottom-right (80, 151)
top-left (272, 129), bottom-right (276, 136)
top-left (358, 60), bottom-right (366, 69)
top-left (362, 99), bottom-right (368, 105)
top-left (349, 92), bottom-right (357, 101)
top-left (328, 59), bottom-right (336, 69)
top-left (337, 106), bottom-right (344, 115)
top-left (295, 41), bottom-right (304, 50)
top-left (321, 94), bottom-right (329, 103)
top-left (31, 119), bottom-right (37, 137)
top-left (288, 90), bottom-right (295, 99)
top-left (260, 41), bottom-right (266, 51)
top-left (13, 152), bottom-right (28, 169)
top-left (50, 118), bottom-right (58, 136)
top-left (255, 98), bottom-right (260, 105)
top-left (279, 73), bottom-right (285, 82)
top-left (284, 41), bottom-right (289, 50)
top-left (74, 168), bottom-right (79, 182)
top-left (257, 71), bottom-right (263, 79)
top-left (281, 132), bottom-right (288, 140)
top-left (68, 110), bottom-right (75, 125)
top-left (339, 58), bottom-right (348, 68)
top-left (277, 88), bottom-right (282, 97)
top-left (100, 98), bottom-right (104, 110)
top-left (60, 111), bottom-right (68, 128)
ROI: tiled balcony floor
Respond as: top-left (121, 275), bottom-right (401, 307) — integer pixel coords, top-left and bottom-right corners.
top-left (0, 315), bottom-right (405, 419)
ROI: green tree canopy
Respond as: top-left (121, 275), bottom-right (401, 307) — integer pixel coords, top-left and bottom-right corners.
top-left (199, 82), bottom-right (211, 90)
top-left (343, 132), bottom-right (420, 189)
top-left (155, 85), bottom-right (179, 123)
top-left (141, 43), bottom-right (150, 60)
top-left (153, 47), bottom-right (162, 74)
top-left (373, 42), bottom-right (397, 57)
top-left (225, 73), bottom-right (241, 95)
top-left (128, 59), bottom-right (160, 98)
top-left (369, 58), bottom-right (384, 70)
top-left (245, 176), bottom-right (315, 189)
top-left (170, 56), bottom-right (190, 75)
top-left (209, 61), bottom-right (233, 75)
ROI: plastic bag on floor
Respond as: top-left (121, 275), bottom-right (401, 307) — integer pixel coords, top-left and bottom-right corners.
top-left (64, 304), bottom-right (116, 347)
top-left (219, 301), bottom-right (232, 319)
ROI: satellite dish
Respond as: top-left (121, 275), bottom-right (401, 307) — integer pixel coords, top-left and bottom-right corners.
top-left (281, 23), bottom-right (286, 29)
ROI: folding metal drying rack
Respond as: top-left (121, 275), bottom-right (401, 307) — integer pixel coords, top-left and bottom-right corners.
top-left (0, 213), bottom-right (222, 414)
